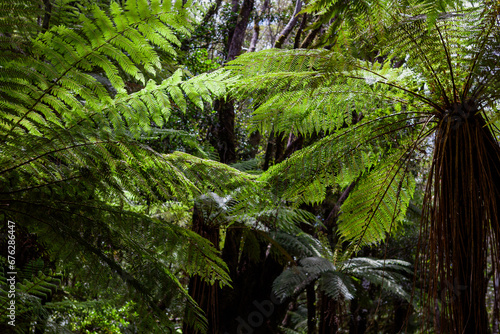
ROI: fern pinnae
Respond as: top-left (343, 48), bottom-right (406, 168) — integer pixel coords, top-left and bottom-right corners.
top-left (343, 114), bottom-right (433, 247)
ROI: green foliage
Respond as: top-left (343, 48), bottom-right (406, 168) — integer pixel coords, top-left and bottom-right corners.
top-left (228, 1), bottom-right (500, 332)
top-left (0, 259), bottom-right (60, 333)
top-left (48, 300), bottom-right (138, 334)
top-left (272, 241), bottom-right (411, 303)
top-left (0, 0), bottom-right (257, 331)
top-left (228, 48), bottom-right (424, 246)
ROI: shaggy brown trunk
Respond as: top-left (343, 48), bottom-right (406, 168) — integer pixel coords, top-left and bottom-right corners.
top-left (423, 104), bottom-right (500, 333)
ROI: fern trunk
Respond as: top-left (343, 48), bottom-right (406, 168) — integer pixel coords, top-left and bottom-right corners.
top-left (183, 204), bottom-right (220, 334)
top-left (318, 291), bottom-right (340, 334)
top-left (424, 106), bottom-right (500, 333)
top-left (218, 227), bottom-right (289, 333)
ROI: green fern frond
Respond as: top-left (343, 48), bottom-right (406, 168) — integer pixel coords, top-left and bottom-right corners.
top-left (338, 155), bottom-right (416, 246)
top-left (0, 267), bottom-right (60, 332)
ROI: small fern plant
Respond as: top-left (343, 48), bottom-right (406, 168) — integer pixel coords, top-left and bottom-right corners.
top-left (272, 234), bottom-right (411, 304)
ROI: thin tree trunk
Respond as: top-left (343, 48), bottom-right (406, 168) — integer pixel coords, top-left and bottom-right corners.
top-left (248, 0), bottom-right (270, 52)
top-left (212, 99), bottom-right (236, 164)
top-left (274, 0), bottom-right (302, 48)
top-left (211, 0), bottom-right (254, 164)
top-left (300, 19), bottom-right (322, 48)
top-left (294, 13), bottom-right (308, 49)
top-left (307, 284), bottom-right (317, 334)
top-left (41, 0), bottom-right (52, 32)
top-left (318, 291), bottom-right (339, 334)
top-left (263, 130), bottom-right (275, 171)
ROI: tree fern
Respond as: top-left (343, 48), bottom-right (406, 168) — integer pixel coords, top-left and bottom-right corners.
top-left (273, 251), bottom-right (411, 304)
top-left (228, 0), bottom-right (500, 331)
top-left (0, 0), bottom-right (257, 331)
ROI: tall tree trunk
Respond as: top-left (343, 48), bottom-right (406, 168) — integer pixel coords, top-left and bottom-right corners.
top-left (210, 0), bottom-right (254, 164)
top-left (183, 204), bottom-right (220, 334)
top-left (425, 106), bottom-right (500, 333)
top-left (218, 227), bottom-right (289, 333)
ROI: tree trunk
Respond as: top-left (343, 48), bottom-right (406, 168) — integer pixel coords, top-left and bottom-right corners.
top-left (183, 204), bottom-right (220, 334)
top-left (248, 0), bottom-right (269, 52)
top-left (210, 0), bottom-right (254, 164)
top-left (307, 284), bottom-right (317, 334)
top-left (218, 227), bottom-right (289, 334)
top-left (425, 106), bottom-right (500, 333)
top-left (274, 0), bottom-right (302, 49)
top-left (318, 292), bottom-right (340, 334)
top-left (212, 99), bottom-right (237, 164)
top-left (227, 0), bottom-right (255, 61)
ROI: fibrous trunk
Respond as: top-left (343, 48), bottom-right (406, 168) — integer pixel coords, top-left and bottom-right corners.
top-left (423, 105), bottom-right (500, 333)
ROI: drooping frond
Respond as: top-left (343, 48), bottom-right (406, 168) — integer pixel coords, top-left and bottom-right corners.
top-left (0, 263), bottom-right (60, 333)
top-left (226, 24), bottom-right (433, 247)
top-left (228, 48), bottom-right (432, 134)
top-left (338, 155), bottom-right (416, 245)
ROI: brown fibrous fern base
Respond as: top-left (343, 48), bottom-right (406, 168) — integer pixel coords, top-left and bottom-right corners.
top-left (421, 107), bottom-right (500, 333)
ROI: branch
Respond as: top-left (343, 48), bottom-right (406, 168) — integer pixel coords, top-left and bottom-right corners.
top-left (274, 0), bottom-right (303, 48)
top-left (248, 0), bottom-right (270, 52)
top-left (227, 0), bottom-right (255, 61)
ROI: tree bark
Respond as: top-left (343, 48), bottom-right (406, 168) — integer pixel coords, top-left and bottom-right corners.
top-left (218, 227), bottom-right (289, 334)
top-left (274, 0), bottom-right (303, 49)
top-left (300, 19), bottom-right (322, 49)
top-left (211, 0), bottom-right (255, 164)
top-left (183, 205), bottom-right (220, 334)
top-left (248, 0), bottom-right (270, 52)
top-left (427, 108), bottom-right (500, 333)
top-left (212, 99), bottom-right (237, 164)
top-left (318, 291), bottom-right (339, 334)
top-left (294, 13), bottom-right (308, 49)
top-left (307, 284), bottom-right (317, 334)
top-left (227, 0), bottom-right (255, 61)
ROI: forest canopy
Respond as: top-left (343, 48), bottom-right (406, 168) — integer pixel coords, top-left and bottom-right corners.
top-left (1, 0), bottom-right (500, 333)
